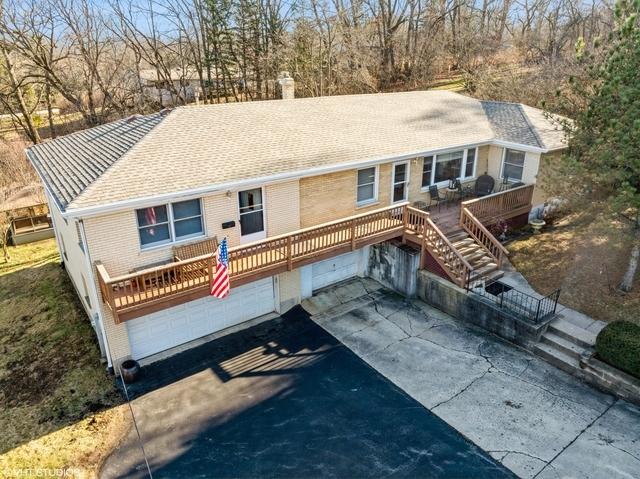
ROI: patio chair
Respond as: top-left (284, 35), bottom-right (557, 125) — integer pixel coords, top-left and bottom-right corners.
top-left (454, 179), bottom-right (473, 202)
top-left (474, 174), bottom-right (495, 197)
top-left (427, 185), bottom-right (445, 212)
top-left (173, 236), bottom-right (220, 281)
top-left (173, 236), bottom-right (219, 262)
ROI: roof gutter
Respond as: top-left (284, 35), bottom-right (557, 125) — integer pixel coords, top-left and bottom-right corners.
top-left (491, 139), bottom-right (547, 154)
top-left (60, 138), bottom-right (546, 220)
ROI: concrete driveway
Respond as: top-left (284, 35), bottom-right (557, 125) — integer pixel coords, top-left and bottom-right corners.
top-left (101, 307), bottom-right (512, 478)
top-left (306, 279), bottom-right (640, 479)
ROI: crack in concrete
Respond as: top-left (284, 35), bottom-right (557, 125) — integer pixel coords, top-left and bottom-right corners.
top-left (488, 450), bottom-right (549, 464)
top-left (372, 299), bottom-right (406, 320)
top-left (603, 440), bottom-right (640, 464)
top-left (532, 399), bottom-right (618, 479)
top-left (431, 366), bottom-right (493, 410)
top-left (476, 341), bottom-right (611, 416)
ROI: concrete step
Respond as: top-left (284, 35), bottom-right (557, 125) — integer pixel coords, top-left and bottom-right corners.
top-left (540, 332), bottom-right (586, 360)
top-left (533, 342), bottom-right (581, 376)
top-left (548, 319), bottom-right (597, 349)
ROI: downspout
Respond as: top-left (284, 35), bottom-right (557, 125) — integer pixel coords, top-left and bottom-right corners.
top-left (78, 219), bottom-right (114, 370)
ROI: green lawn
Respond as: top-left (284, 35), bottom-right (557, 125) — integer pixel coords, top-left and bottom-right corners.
top-left (0, 239), bottom-right (129, 478)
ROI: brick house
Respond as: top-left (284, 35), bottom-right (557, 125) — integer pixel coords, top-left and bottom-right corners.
top-left (27, 89), bottom-right (567, 372)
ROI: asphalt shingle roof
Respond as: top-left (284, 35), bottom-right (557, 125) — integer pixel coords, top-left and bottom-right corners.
top-left (27, 113), bottom-right (166, 210)
top-left (480, 101), bottom-right (542, 148)
top-left (27, 91), bottom-right (567, 213)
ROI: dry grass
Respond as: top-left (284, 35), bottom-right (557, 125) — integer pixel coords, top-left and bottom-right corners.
top-left (509, 211), bottom-right (640, 325)
top-left (0, 239), bottom-right (129, 478)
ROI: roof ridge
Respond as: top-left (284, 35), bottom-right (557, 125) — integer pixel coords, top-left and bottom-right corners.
top-left (515, 104), bottom-right (544, 149)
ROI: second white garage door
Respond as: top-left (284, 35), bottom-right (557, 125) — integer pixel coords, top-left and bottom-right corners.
top-left (127, 277), bottom-right (276, 360)
top-left (310, 249), bottom-right (368, 291)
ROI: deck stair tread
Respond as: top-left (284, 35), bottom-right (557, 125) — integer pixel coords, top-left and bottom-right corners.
top-left (548, 319), bottom-right (597, 348)
top-left (464, 251), bottom-right (488, 263)
top-left (448, 233), bottom-right (470, 243)
top-left (453, 239), bottom-right (475, 248)
top-left (469, 263), bottom-right (498, 280)
top-left (457, 245), bottom-right (481, 256)
top-left (469, 256), bottom-right (492, 267)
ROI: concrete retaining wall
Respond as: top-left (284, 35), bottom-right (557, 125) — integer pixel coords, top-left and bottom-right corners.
top-left (368, 240), bottom-right (420, 297)
top-left (416, 270), bottom-right (548, 348)
top-left (579, 353), bottom-right (640, 407)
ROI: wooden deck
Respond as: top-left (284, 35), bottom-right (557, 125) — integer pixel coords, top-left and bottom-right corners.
top-left (96, 185), bottom-right (535, 323)
top-left (429, 184), bottom-right (535, 235)
top-left (97, 204), bottom-right (413, 322)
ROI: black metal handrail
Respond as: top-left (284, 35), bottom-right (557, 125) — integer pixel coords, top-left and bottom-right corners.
top-left (468, 279), bottom-right (560, 324)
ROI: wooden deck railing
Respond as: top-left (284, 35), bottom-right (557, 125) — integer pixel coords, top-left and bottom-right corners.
top-left (403, 206), bottom-right (473, 288)
top-left (461, 184), bottom-right (534, 223)
top-left (96, 203), bottom-right (407, 322)
top-left (96, 186), bottom-right (536, 323)
top-left (422, 217), bottom-right (473, 288)
top-left (460, 207), bottom-right (509, 267)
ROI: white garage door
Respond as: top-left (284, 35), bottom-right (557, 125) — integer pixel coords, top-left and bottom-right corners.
top-left (311, 250), bottom-right (363, 291)
top-left (127, 278), bottom-right (275, 360)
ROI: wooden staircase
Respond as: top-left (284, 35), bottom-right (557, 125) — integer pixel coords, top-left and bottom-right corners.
top-left (404, 204), bottom-right (511, 289)
top-left (446, 229), bottom-right (504, 286)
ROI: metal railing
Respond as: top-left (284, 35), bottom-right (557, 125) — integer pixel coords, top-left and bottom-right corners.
top-left (468, 278), bottom-right (561, 324)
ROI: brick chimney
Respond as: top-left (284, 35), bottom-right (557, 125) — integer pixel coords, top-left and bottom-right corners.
top-left (278, 71), bottom-right (295, 100)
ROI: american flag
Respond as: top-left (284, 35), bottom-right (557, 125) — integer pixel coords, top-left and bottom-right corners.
top-left (210, 238), bottom-right (230, 298)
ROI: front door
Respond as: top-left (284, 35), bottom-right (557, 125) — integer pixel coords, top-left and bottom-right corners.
top-left (392, 162), bottom-right (409, 203)
top-left (238, 188), bottom-right (266, 243)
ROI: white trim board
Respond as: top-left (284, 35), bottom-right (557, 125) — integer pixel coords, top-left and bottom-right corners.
top-left (58, 138), bottom-right (548, 220)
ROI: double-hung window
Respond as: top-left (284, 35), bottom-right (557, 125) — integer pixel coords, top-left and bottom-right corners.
top-left (502, 149), bottom-right (526, 182)
top-left (357, 167), bottom-right (377, 205)
top-left (136, 198), bottom-right (204, 248)
top-left (421, 148), bottom-right (477, 188)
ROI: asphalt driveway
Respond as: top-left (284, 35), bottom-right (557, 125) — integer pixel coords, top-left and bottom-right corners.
top-left (101, 307), bottom-right (513, 478)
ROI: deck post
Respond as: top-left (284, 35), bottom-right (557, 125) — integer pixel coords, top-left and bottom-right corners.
top-left (402, 205), bottom-right (409, 244)
top-left (287, 236), bottom-right (293, 270)
top-left (350, 219), bottom-right (356, 250)
top-left (207, 255), bottom-right (214, 292)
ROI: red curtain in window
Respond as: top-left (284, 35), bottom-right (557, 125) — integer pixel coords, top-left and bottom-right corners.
top-left (145, 207), bottom-right (157, 236)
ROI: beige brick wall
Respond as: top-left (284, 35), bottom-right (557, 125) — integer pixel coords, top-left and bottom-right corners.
top-left (82, 181), bottom-right (301, 366)
top-left (487, 145), bottom-right (504, 180)
top-left (299, 164), bottom-right (392, 227)
top-left (266, 181), bottom-right (300, 234)
top-left (301, 147), bottom-right (491, 226)
top-left (476, 145), bottom-right (490, 176)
